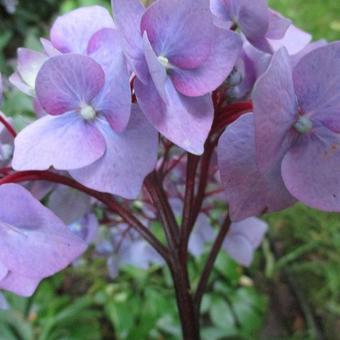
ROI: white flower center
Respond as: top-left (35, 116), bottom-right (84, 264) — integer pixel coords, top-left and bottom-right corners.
top-left (158, 55), bottom-right (170, 69)
top-left (294, 116), bottom-right (313, 134)
top-left (80, 104), bottom-right (96, 121)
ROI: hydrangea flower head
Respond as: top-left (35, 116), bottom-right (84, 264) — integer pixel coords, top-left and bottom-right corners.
top-left (113, 0), bottom-right (242, 154)
top-left (13, 53), bottom-right (158, 199)
top-left (253, 43), bottom-right (340, 211)
top-left (217, 113), bottom-right (296, 221)
top-left (210, 0), bottom-right (291, 53)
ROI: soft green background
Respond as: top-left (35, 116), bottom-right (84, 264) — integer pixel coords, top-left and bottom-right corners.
top-left (0, 0), bottom-right (339, 339)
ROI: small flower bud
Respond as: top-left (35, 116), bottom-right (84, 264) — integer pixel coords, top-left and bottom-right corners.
top-left (294, 116), bottom-right (313, 134)
top-left (80, 104), bottom-right (96, 121)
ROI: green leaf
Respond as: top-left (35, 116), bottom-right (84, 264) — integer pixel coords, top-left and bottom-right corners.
top-left (215, 252), bottom-right (241, 285)
top-left (209, 297), bottom-right (237, 335)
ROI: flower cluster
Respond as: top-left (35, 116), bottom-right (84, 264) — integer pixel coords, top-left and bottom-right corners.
top-left (0, 0), bottom-right (339, 307)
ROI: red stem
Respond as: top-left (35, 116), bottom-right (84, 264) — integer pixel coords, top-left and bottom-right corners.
top-left (144, 171), bottom-right (179, 250)
top-left (194, 215), bottom-right (231, 312)
top-left (0, 115), bottom-right (16, 138)
top-left (180, 153), bottom-right (200, 260)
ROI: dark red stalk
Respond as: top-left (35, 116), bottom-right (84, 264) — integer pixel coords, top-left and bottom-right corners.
top-left (194, 215), bottom-right (231, 312)
top-left (144, 171), bottom-right (179, 250)
top-left (0, 115), bottom-right (17, 138)
top-left (180, 153), bottom-right (200, 260)
top-left (145, 170), bottom-right (200, 338)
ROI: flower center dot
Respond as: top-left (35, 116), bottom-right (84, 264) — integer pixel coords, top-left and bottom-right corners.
top-left (294, 116), bottom-right (313, 134)
top-left (158, 55), bottom-right (170, 69)
top-left (80, 104), bottom-right (96, 121)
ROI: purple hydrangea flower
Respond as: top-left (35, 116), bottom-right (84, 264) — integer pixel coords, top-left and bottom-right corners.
top-left (222, 217), bottom-right (267, 266)
top-left (10, 6), bottom-right (116, 97)
top-left (217, 112), bottom-right (296, 221)
top-left (48, 185), bottom-right (98, 244)
top-left (253, 43), bottom-right (340, 211)
top-left (12, 53), bottom-right (158, 199)
top-left (187, 209), bottom-right (268, 267)
top-left (102, 224), bottom-right (164, 278)
top-left (113, 0), bottom-right (242, 154)
top-left (188, 214), bottom-right (215, 257)
top-left (228, 24), bottom-right (311, 101)
top-left (210, 0), bottom-right (291, 53)
top-left (0, 184), bottom-right (86, 297)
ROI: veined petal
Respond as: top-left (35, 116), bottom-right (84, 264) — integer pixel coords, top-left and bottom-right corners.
top-left (293, 42), bottom-right (340, 124)
top-left (269, 25), bottom-right (311, 55)
top-left (12, 113), bottom-right (106, 171)
top-left (0, 273), bottom-right (41, 297)
top-left (50, 6), bottom-right (115, 53)
top-left (0, 184), bottom-right (86, 282)
top-left (266, 10), bottom-right (291, 40)
top-left (16, 48), bottom-right (47, 89)
top-left (217, 113), bottom-right (295, 221)
top-left (291, 40), bottom-right (327, 69)
top-left (135, 77), bottom-right (213, 155)
top-left (70, 105), bottom-right (158, 199)
top-left (141, 0), bottom-right (214, 69)
top-left (89, 28), bottom-right (131, 132)
top-left (253, 48), bottom-right (297, 172)
top-left (36, 54), bottom-right (105, 115)
top-left (111, 0), bottom-right (148, 82)
top-left (40, 38), bottom-right (62, 57)
top-left (9, 72), bottom-right (33, 96)
top-left (142, 32), bottom-right (168, 102)
top-left (282, 126), bottom-right (340, 211)
top-left (238, 0), bottom-right (269, 42)
top-left (171, 30), bottom-right (241, 97)
top-left (211, 0), bottom-right (269, 42)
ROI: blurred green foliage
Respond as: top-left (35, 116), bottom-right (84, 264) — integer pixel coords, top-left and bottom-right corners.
top-left (0, 0), bottom-right (339, 339)
top-left (270, 0), bottom-right (340, 41)
top-left (0, 254), bottom-right (267, 339)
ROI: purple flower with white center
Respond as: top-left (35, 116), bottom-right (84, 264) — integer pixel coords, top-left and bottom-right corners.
top-left (113, 0), bottom-right (242, 154)
top-left (222, 217), bottom-right (267, 266)
top-left (12, 53), bottom-right (158, 199)
top-left (253, 43), bottom-right (340, 211)
top-left (10, 6), bottom-right (116, 97)
top-left (0, 184), bottom-right (86, 297)
top-left (210, 0), bottom-right (291, 53)
top-left (217, 113), bottom-right (296, 221)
